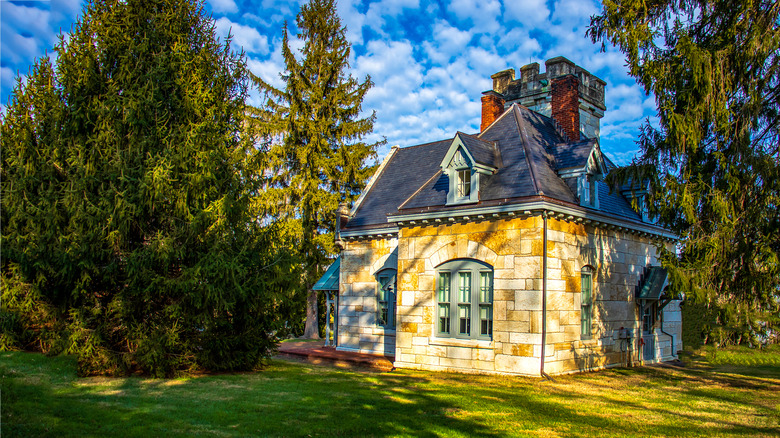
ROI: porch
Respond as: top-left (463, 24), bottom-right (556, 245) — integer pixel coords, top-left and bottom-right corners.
top-left (277, 340), bottom-right (395, 372)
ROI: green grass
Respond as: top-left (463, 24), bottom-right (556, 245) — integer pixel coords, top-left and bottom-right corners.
top-left (2, 349), bottom-right (779, 437)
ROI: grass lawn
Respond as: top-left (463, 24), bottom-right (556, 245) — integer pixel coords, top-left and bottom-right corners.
top-left (1, 347), bottom-right (779, 437)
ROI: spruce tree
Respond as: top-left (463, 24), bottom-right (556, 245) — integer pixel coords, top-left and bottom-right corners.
top-left (250, 0), bottom-right (382, 338)
top-left (589, 0), bottom-right (780, 346)
top-left (1, 0), bottom-right (297, 376)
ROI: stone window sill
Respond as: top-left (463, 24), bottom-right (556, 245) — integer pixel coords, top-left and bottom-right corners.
top-left (430, 337), bottom-right (493, 349)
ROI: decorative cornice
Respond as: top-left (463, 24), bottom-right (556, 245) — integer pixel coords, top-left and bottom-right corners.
top-left (388, 200), bottom-right (677, 241)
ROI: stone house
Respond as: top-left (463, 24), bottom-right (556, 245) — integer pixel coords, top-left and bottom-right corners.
top-left (314, 56), bottom-right (682, 376)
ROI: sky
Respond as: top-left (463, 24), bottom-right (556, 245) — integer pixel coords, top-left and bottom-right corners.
top-left (0, 0), bottom-right (656, 165)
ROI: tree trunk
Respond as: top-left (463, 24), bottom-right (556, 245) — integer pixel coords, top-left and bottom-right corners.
top-left (303, 288), bottom-right (320, 339)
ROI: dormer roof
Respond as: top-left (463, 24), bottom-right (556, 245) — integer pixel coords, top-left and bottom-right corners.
top-left (440, 132), bottom-right (500, 173)
top-left (549, 138), bottom-right (606, 176)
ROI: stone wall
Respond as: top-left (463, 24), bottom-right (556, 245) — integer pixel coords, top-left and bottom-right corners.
top-left (390, 216), bottom-right (681, 376)
top-left (394, 216), bottom-right (543, 375)
top-left (541, 219), bottom-right (678, 374)
top-left (337, 237), bottom-right (398, 356)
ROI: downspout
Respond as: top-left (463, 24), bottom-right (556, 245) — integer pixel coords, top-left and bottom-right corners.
top-left (540, 211), bottom-right (554, 381)
top-left (659, 325), bottom-right (675, 360)
top-left (657, 300), bottom-right (675, 359)
top-left (638, 302), bottom-right (644, 364)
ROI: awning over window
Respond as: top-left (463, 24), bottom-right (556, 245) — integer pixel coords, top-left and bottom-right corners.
top-left (313, 257), bottom-right (340, 291)
top-left (637, 266), bottom-right (668, 301)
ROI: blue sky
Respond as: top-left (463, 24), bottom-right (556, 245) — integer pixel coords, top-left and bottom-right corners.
top-left (1, 0), bottom-right (656, 165)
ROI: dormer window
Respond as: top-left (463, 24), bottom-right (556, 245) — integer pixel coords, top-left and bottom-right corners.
top-left (440, 133), bottom-right (499, 206)
top-left (620, 181), bottom-right (654, 223)
top-left (582, 175), bottom-right (591, 204)
top-left (579, 173), bottom-right (599, 209)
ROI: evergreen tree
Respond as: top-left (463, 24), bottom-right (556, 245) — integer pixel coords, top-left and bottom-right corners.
top-left (250, 0), bottom-right (382, 338)
top-left (1, 0), bottom-right (297, 376)
top-left (589, 0), bottom-right (780, 346)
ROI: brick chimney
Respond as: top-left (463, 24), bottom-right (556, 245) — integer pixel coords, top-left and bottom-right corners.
top-left (551, 74), bottom-right (581, 141)
top-left (481, 91), bottom-right (505, 132)
top-left (483, 56), bottom-right (606, 141)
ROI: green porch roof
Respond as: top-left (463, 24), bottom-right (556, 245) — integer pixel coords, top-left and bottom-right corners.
top-left (313, 257), bottom-right (340, 291)
top-left (637, 267), bottom-right (668, 301)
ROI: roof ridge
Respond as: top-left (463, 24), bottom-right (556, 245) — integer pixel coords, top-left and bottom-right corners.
top-left (513, 106), bottom-right (541, 195)
top-left (400, 137), bottom-right (454, 150)
top-left (350, 146), bottom-right (400, 217)
top-left (477, 104), bottom-right (515, 138)
top-left (459, 131), bottom-right (496, 144)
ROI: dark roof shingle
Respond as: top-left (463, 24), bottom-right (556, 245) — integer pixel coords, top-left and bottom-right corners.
top-left (344, 104), bottom-right (647, 230)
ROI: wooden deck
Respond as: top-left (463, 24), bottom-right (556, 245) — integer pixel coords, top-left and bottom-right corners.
top-left (277, 341), bottom-right (395, 372)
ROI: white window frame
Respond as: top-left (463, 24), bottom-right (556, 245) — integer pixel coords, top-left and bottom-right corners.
top-left (435, 259), bottom-right (493, 340)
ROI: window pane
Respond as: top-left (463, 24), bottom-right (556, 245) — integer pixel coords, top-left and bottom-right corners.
top-left (581, 304), bottom-right (591, 336)
top-left (480, 272), bottom-right (492, 302)
top-left (583, 177), bottom-right (590, 204)
top-left (439, 304), bottom-right (450, 334)
top-left (458, 304), bottom-right (471, 335)
top-left (581, 272), bottom-right (592, 305)
top-left (459, 272), bottom-right (471, 303)
top-left (458, 169), bottom-right (471, 197)
top-left (379, 303), bottom-right (388, 326)
top-left (480, 305), bottom-right (492, 336)
top-left (438, 272), bottom-right (450, 302)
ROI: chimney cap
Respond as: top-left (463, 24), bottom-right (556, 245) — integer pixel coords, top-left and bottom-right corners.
top-left (520, 62), bottom-right (540, 71)
top-left (490, 68), bottom-right (515, 80)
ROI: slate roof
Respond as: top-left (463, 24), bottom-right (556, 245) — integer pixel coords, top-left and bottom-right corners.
top-left (344, 103), bottom-right (645, 231)
top-left (399, 106), bottom-right (577, 210)
top-left (457, 132), bottom-right (500, 168)
top-left (347, 139), bottom-right (452, 230)
top-left (549, 138), bottom-right (597, 170)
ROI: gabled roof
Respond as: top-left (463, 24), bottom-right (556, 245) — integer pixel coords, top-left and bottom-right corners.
top-left (347, 139), bottom-right (452, 230)
top-left (457, 132), bottom-right (501, 169)
top-left (343, 103), bottom-right (646, 231)
top-left (549, 138), bottom-right (597, 171)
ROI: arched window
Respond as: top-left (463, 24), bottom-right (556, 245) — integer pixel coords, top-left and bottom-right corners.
top-left (376, 269), bottom-right (396, 329)
top-left (436, 259), bottom-right (493, 340)
top-left (581, 266), bottom-right (594, 339)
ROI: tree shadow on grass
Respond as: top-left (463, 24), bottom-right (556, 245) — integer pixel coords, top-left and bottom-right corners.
top-left (2, 352), bottom-right (779, 437)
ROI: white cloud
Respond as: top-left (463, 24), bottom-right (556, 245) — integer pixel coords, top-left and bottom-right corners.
top-left (1, 0), bottom-right (658, 163)
top-left (503, 0), bottom-right (550, 29)
top-left (550, 0), bottom-right (600, 27)
top-left (209, 0), bottom-right (238, 14)
top-left (214, 17), bottom-right (269, 54)
top-left (421, 20), bottom-right (472, 64)
top-left (448, 0), bottom-right (501, 33)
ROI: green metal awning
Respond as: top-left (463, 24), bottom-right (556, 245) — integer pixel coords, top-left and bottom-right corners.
top-left (313, 257), bottom-right (340, 291)
top-left (637, 266), bottom-right (668, 301)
